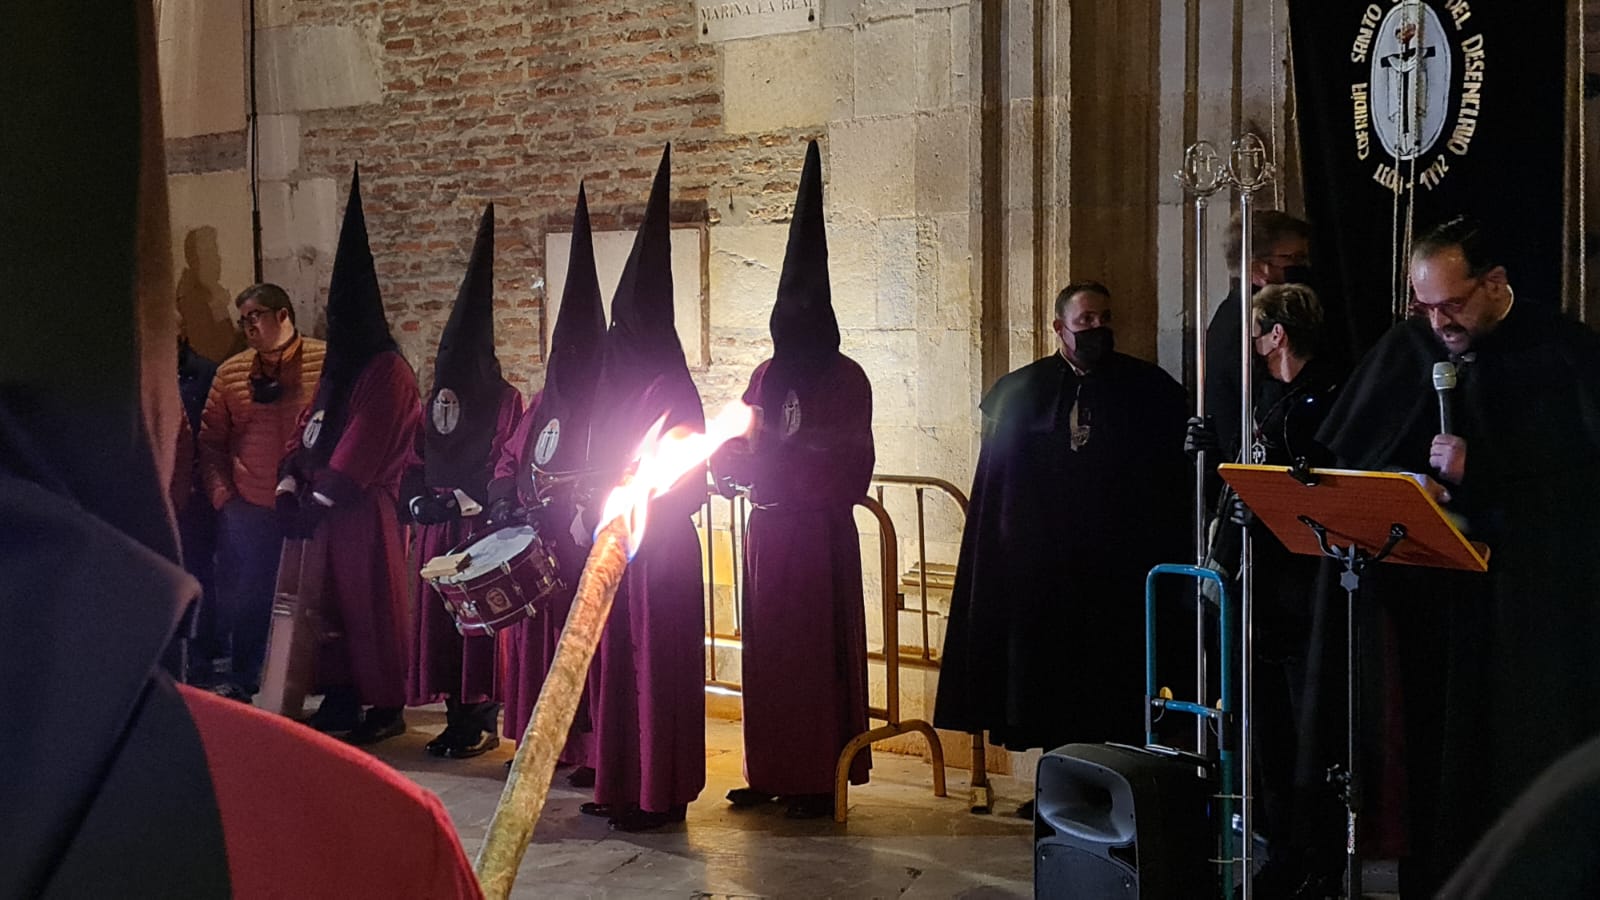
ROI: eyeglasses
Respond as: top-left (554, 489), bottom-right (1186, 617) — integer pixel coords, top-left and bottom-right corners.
top-left (237, 309), bottom-right (274, 328)
top-left (1407, 278), bottom-right (1483, 320)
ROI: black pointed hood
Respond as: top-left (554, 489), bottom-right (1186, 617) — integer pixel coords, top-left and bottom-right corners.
top-left (759, 141), bottom-right (842, 439)
top-left (304, 165), bottom-right (398, 466)
top-left (520, 184), bottom-right (605, 491)
top-left (0, 25), bottom-right (186, 565)
top-left (592, 144), bottom-right (700, 472)
top-left (770, 140), bottom-right (839, 367)
top-left (424, 203), bottom-right (508, 497)
top-left (601, 144), bottom-right (685, 395)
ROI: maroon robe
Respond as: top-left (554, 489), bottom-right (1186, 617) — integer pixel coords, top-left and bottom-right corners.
top-left (715, 356), bottom-right (873, 795)
top-left (590, 373), bottom-right (708, 813)
top-left (493, 391), bottom-right (594, 766)
top-left (181, 685), bottom-right (481, 898)
top-left (304, 351), bottom-right (422, 709)
top-left (408, 383), bottom-right (524, 706)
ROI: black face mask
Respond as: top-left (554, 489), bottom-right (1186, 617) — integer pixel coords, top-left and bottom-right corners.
top-left (1281, 265), bottom-right (1314, 288)
top-left (250, 375), bottom-right (283, 404)
top-left (1072, 326), bottom-right (1115, 367)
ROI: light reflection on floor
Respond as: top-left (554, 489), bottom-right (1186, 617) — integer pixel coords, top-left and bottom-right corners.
top-left (372, 708), bottom-right (1035, 898)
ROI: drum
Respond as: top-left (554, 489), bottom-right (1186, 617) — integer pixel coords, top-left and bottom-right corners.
top-left (428, 524), bottom-right (564, 636)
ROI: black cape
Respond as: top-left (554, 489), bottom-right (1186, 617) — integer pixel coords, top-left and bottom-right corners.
top-left (1230, 356), bottom-right (1346, 877)
top-left (1315, 300), bottom-right (1600, 891)
top-left (0, 464), bottom-right (229, 899)
top-left (0, 3), bottom-right (228, 892)
top-left (1437, 732), bottom-right (1600, 900)
top-left (1205, 283), bottom-right (1279, 469)
top-left (933, 351), bottom-right (1191, 750)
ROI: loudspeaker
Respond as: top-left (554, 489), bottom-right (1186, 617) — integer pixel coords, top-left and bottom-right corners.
top-left (1034, 743), bottom-right (1215, 899)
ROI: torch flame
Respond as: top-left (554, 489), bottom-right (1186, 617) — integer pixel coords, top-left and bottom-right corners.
top-left (598, 400), bottom-right (755, 557)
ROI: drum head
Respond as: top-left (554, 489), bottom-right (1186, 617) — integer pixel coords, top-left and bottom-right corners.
top-left (441, 525), bottom-right (539, 583)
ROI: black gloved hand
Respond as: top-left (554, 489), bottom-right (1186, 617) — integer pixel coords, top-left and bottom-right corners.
top-left (409, 489), bottom-right (461, 526)
top-left (483, 496), bottom-right (518, 529)
top-left (278, 492), bottom-right (327, 540)
top-left (1226, 491), bottom-right (1254, 528)
top-left (1184, 415), bottom-right (1220, 459)
top-left (275, 491), bottom-right (301, 536)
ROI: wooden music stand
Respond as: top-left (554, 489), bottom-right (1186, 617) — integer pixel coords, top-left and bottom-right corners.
top-left (1219, 464), bottom-right (1489, 899)
top-left (256, 534), bottom-right (331, 717)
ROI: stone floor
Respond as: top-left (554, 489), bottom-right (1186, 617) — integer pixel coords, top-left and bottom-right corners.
top-left (374, 707), bottom-right (1036, 899)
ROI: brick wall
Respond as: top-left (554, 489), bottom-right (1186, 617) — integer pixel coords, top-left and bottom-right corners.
top-left (269, 1), bottom-right (822, 397)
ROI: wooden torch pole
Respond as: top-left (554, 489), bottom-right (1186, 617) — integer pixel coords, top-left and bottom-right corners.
top-left (473, 516), bottom-right (630, 900)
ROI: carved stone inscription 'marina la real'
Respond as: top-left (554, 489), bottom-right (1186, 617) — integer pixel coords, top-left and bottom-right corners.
top-left (697, 0), bottom-right (819, 43)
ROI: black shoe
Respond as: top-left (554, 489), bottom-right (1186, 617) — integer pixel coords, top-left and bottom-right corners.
top-left (579, 802), bottom-right (616, 818)
top-left (1015, 799), bottom-right (1036, 820)
top-left (726, 786), bottom-right (777, 808)
top-left (462, 700), bottom-right (502, 733)
top-left (783, 794), bottom-right (835, 819)
top-left (424, 724), bottom-right (467, 757)
top-left (208, 682), bottom-right (253, 704)
top-left (442, 729), bottom-right (500, 759)
top-left (305, 690), bottom-right (361, 734)
top-left (566, 766), bottom-right (596, 788)
top-left (610, 805), bottom-right (686, 832)
top-left (346, 708), bottom-right (406, 746)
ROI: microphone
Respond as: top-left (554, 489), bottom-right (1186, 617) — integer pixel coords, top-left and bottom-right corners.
top-left (1432, 361), bottom-right (1457, 435)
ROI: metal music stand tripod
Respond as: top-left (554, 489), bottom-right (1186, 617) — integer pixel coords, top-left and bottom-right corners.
top-left (1218, 463), bottom-right (1490, 899)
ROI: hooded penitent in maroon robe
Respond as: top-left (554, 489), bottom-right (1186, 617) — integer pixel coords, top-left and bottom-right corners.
top-left (0, 9), bottom-right (476, 891)
top-left (491, 184), bottom-right (607, 771)
top-left (584, 146), bottom-right (709, 831)
top-left (404, 203), bottom-right (525, 758)
top-left (282, 167), bottom-right (423, 743)
top-left (711, 141), bottom-right (873, 816)
top-left (408, 386), bottom-right (519, 705)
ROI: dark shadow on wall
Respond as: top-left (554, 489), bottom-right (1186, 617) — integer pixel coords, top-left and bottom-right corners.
top-left (176, 226), bottom-right (244, 360)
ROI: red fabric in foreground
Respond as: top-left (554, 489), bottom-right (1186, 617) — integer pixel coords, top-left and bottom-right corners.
top-left (179, 684), bottom-right (482, 899)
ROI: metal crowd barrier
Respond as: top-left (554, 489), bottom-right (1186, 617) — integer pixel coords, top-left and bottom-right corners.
top-left (868, 475), bottom-right (992, 814)
top-left (699, 486), bottom-right (747, 695)
top-left (833, 494), bottom-right (947, 822)
top-left (697, 474), bottom-right (993, 820)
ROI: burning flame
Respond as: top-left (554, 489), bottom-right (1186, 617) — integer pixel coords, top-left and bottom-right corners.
top-left (598, 401), bottom-right (755, 557)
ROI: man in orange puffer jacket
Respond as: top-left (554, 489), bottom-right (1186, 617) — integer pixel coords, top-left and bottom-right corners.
top-left (197, 284), bottom-right (325, 701)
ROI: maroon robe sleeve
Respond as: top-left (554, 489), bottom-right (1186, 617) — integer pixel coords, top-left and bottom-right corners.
top-left (314, 353), bottom-right (422, 503)
top-left (639, 372), bottom-right (709, 524)
top-left (399, 408), bottom-right (429, 510)
top-left (491, 382), bottom-right (526, 481)
top-left (489, 389), bottom-right (541, 502)
top-left (729, 356), bottom-right (873, 508)
top-left (708, 360), bottom-right (770, 492)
